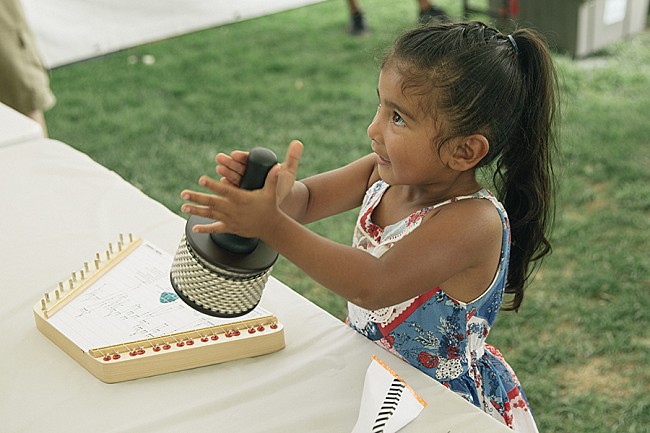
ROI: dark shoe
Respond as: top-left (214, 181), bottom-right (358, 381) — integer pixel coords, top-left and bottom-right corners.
top-left (419, 6), bottom-right (450, 23)
top-left (349, 11), bottom-right (368, 35)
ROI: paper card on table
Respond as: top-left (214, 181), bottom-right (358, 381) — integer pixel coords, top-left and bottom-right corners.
top-left (351, 355), bottom-right (426, 433)
top-left (46, 240), bottom-right (269, 352)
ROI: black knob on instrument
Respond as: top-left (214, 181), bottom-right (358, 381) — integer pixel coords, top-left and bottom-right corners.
top-left (209, 147), bottom-right (277, 254)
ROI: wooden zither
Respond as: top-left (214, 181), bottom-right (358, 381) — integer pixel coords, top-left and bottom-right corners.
top-left (33, 233), bottom-right (285, 383)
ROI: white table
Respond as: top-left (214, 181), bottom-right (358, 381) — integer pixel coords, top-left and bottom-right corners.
top-left (0, 102), bottom-right (43, 148)
top-left (0, 139), bottom-right (511, 432)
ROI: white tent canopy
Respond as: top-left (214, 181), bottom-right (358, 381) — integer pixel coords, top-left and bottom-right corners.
top-left (22, 0), bottom-right (324, 68)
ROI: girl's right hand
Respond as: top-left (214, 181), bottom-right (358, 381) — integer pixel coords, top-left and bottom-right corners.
top-left (216, 150), bottom-right (249, 188)
top-left (215, 140), bottom-right (303, 205)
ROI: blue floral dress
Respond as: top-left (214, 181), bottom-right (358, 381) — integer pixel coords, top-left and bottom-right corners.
top-left (347, 181), bottom-right (538, 432)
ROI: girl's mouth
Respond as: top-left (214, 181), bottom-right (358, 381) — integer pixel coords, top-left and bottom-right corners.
top-left (375, 153), bottom-right (390, 165)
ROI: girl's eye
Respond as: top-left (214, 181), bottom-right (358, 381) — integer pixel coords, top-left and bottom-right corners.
top-left (391, 112), bottom-right (405, 126)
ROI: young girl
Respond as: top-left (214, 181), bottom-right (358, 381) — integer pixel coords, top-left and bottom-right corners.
top-left (181, 21), bottom-right (558, 432)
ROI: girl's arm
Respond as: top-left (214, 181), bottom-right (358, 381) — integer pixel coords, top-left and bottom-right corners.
top-left (258, 196), bottom-right (502, 310)
top-left (182, 145), bottom-right (501, 310)
top-left (288, 153), bottom-right (379, 224)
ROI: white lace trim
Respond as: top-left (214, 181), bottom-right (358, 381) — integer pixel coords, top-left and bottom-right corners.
top-left (348, 297), bottom-right (416, 328)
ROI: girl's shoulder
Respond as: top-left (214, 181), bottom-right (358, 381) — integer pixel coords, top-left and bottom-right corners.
top-left (425, 189), bottom-right (508, 227)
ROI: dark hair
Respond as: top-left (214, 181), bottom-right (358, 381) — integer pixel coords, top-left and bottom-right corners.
top-left (383, 22), bottom-right (559, 311)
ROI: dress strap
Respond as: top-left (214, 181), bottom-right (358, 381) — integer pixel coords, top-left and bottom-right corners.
top-left (419, 188), bottom-right (502, 217)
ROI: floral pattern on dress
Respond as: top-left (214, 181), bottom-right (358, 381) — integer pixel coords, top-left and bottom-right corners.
top-left (347, 180), bottom-right (538, 432)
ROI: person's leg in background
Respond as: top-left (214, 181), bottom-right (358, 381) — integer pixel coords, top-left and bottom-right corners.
top-left (346, 0), bottom-right (450, 35)
top-left (346, 0), bottom-right (368, 35)
top-left (417, 0), bottom-right (450, 23)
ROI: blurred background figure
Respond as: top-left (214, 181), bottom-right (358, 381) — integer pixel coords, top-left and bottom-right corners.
top-left (346, 0), bottom-right (449, 35)
top-left (0, 0), bottom-right (56, 136)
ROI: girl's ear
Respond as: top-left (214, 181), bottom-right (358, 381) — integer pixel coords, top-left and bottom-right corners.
top-left (447, 134), bottom-right (489, 171)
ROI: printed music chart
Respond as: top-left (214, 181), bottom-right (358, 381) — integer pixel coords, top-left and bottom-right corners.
top-left (47, 240), bottom-right (269, 352)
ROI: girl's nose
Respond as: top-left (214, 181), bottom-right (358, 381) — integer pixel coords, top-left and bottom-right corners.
top-left (367, 105), bottom-right (381, 141)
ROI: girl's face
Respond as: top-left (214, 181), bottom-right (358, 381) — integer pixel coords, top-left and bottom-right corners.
top-left (367, 65), bottom-right (452, 189)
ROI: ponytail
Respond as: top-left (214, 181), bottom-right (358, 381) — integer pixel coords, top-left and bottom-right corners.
top-left (494, 29), bottom-right (559, 310)
top-left (385, 22), bottom-right (560, 310)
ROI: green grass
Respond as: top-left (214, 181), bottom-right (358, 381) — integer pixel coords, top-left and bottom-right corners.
top-left (45, 1), bottom-right (649, 431)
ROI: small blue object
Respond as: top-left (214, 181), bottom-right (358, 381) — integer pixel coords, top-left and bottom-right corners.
top-left (160, 292), bottom-right (179, 303)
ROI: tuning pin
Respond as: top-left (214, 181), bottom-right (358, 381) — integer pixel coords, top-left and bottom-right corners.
top-left (95, 259), bottom-right (100, 270)
top-left (55, 289), bottom-right (60, 300)
top-left (119, 233), bottom-right (124, 244)
top-left (128, 233), bottom-right (133, 243)
top-left (105, 250), bottom-right (110, 260)
top-left (44, 292), bottom-right (50, 302)
top-left (41, 299), bottom-right (47, 311)
top-left (69, 279), bottom-right (74, 290)
top-left (80, 269), bottom-right (85, 280)
top-left (84, 262), bottom-right (90, 272)
top-left (58, 281), bottom-right (64, 293)
top-left (109, 243), bottom-right (114, 254)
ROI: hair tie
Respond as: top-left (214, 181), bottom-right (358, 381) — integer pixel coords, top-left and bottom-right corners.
top-left (507, 35), bottom-right (519, 53)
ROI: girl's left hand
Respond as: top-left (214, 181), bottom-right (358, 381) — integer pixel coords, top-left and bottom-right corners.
top-left (180, 163), bottom-right (282, 239)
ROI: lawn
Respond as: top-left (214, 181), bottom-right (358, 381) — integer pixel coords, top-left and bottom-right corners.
top-left (44, 1), bottom-right (649, 431)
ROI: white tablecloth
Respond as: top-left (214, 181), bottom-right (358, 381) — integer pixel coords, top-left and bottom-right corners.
top-left (0, 139), bottom-right (511, 432)
top-left (0, 102), bottom-right (43, 148)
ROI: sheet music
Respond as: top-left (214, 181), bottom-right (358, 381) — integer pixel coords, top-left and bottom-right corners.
top-left (47, 240), bottom-right (270, 352)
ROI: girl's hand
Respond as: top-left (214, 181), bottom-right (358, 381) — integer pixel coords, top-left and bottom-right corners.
top-left (215, 140), bottom-right (303, 204)
top-left (275, 140), bottom-right (303, 204)
top-left (180, 168), bottom-right (282, 238)
top-left (215, 150), bottom-right (248, 187)
top-left (180, 140), bottom-right (304, 237)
